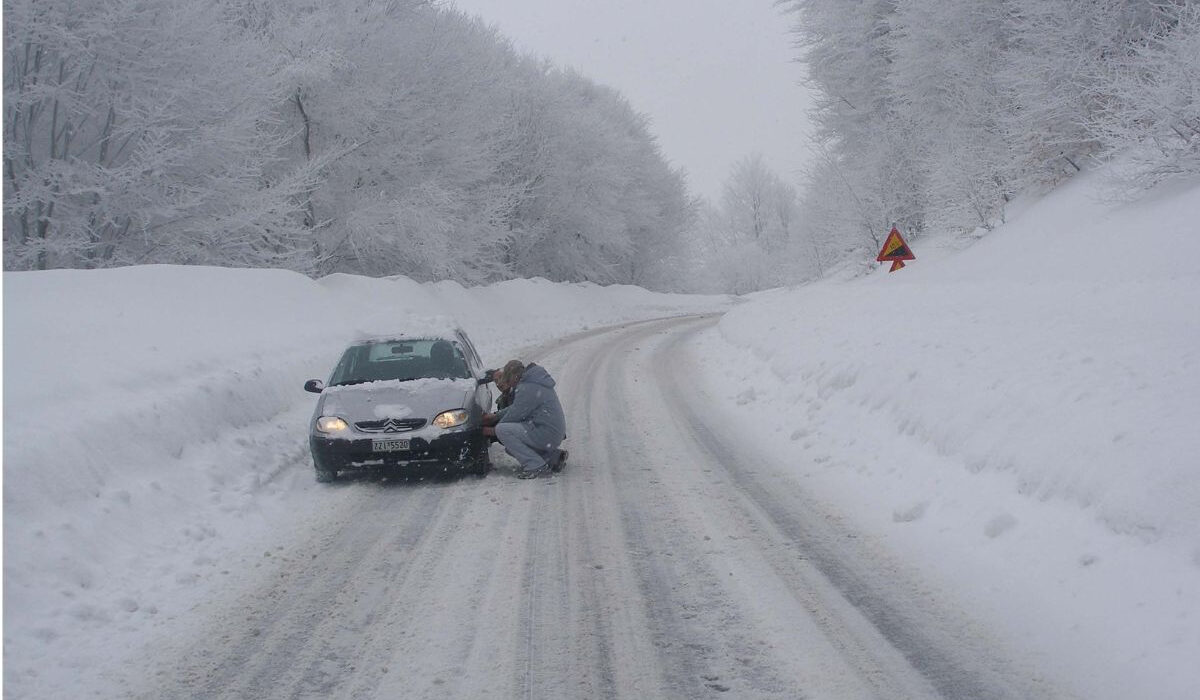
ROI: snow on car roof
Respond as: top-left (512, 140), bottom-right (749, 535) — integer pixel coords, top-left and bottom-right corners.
top-left (349, 315), bottom-right (465, 345)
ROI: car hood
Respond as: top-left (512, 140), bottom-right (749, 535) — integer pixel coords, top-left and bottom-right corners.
top-left (318, 377), bottom-right (474, 423)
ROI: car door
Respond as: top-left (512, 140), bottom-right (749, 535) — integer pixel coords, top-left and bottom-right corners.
top-left (455, 330), bottom-right (492, 412)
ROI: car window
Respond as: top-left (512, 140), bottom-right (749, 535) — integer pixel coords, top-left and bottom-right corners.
top-left (329, 338), bottom-right (470, 386)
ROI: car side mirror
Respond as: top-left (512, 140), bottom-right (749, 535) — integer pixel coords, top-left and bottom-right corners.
top-left (304, 379), bottom-right (325, 393)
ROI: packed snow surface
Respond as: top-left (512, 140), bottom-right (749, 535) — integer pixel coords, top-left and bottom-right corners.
top-left (3, 168), bottom-right (1198, 698)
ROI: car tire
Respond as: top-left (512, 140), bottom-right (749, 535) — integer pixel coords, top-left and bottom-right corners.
top-left (466, 441), bottom-right (491, 478)
top-left (315, 466), bottom-right (338, 483)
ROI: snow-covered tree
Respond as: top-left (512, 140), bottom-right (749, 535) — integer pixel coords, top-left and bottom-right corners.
top-left (783, 0), bottom-right (928, 253)
top-left (3, 0), bottom-right (314, 270)
top-left (4, 0), bottom-right (693, 287)
top-left (889, 0), bottom-right (1018, 231)
top-left (781, 0), bottom-right (1200, 276)
top-left (499, 68), bottom-right (691, 286)
top-left (720, 153), bottom-right (801, 257)
top-left (687, 154), bottom-right (813, 293)
top-left (1087, 1), bottom-right (1200, 189)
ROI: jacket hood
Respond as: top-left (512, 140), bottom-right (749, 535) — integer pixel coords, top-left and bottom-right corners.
top-left (519, 363), bottom-right (556, 389)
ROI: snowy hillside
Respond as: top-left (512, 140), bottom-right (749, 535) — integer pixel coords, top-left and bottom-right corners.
top-left (692, 169), bottom-right (1200, 699)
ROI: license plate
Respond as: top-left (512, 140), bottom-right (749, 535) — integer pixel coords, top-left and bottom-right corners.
top-left (372, 438), bottom-right (409, 452)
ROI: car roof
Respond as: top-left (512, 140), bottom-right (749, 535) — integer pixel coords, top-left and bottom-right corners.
top-left (349, 315), bottom-right (469, 347)
top-left (352, 335), bottom-right (456, 346)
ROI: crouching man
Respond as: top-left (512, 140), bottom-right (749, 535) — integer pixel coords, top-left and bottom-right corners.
top-left (482, 360), bottom-right (567, 479)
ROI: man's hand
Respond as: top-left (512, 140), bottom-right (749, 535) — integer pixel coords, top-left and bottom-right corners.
top-left (482, 412), bottom-right (499, 426)
top-left (482, 425), bottom-right (496, 438)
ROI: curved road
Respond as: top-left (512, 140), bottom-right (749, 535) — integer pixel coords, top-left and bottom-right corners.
top-left (139, 315), bottom-right (1058, 699)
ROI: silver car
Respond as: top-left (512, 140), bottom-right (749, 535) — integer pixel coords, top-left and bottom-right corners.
top-left (303, 330), bottom-right (494, 482)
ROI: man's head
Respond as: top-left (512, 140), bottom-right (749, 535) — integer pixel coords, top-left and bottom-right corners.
top-left (496, 360), bottom-right (525, 391)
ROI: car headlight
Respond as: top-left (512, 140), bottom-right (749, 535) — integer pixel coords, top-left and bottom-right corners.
top-left (433, 409), bottom-right (469, 429)
top-left (316, 416), bottom-right (349, 433)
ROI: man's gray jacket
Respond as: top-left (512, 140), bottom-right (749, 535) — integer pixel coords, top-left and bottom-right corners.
top-left (496, 363), bottom-right (566, 449)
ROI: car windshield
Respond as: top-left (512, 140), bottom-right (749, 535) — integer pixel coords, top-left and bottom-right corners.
top-left (328, 338), bottom-right (470, 386)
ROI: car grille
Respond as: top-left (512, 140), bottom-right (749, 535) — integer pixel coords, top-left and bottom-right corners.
top-left (355, 418), bottom-right (427, 433)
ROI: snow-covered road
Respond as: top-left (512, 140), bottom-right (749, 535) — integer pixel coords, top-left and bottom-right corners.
top-left (135, 315), bottom-right (1058, 699)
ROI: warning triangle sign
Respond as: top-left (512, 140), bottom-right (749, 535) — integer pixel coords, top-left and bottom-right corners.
top-left (876, 227), bottom-right (915, 272)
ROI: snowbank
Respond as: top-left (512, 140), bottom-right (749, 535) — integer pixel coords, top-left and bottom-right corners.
top-left (1, 267), bottom-right (727, 696)
top-left (694, 170), bottom-right (1200, 699)
top-left (3, 268), bottom-right (724, 507)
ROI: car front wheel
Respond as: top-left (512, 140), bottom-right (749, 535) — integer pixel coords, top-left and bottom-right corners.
top-left (464, 441), bottom-right (491, 477)
top-left (315, 462), bottom-right (338, 483)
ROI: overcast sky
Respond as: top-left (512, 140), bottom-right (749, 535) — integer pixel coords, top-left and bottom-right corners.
top-left (448, 0), bottom-right (816, 202)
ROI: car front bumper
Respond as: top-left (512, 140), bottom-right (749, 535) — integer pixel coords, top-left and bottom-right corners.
top-left (310, 429), bottom-right (485, 473)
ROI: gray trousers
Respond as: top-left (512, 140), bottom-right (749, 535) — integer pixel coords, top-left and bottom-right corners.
top-left (495, 422), bottom-right (561, 473)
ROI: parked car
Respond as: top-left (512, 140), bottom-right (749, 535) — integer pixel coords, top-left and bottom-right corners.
top-left (304, 329), bottom-right (493, 482)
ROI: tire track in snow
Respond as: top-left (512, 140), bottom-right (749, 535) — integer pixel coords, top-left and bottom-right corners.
top-left (652, 317), bottom-right (1063, 700)
top-left (591, 317), bottom-right (828, 697)
top-left (507, 325), bottom-right (651, 699)
top-left (134, 314), bottom-right (1058, 700)
top-left (143, 482), bottom-right (454, 698)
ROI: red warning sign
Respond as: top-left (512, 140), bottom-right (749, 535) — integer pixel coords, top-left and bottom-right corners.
top-left (876, 227), bottom-right (915, 272)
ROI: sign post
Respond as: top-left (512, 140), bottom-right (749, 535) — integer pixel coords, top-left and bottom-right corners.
top-left (876, 226), bottom-right (915, 272)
